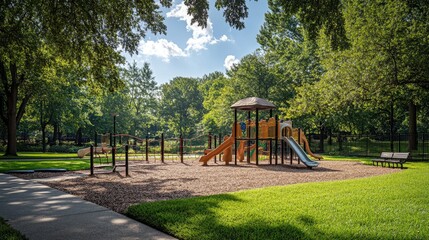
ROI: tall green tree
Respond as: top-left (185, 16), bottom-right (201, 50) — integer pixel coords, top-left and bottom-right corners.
top-left (0, 0), bottom-right (252, 156)
top-left (159, 77), bottom-right (203, 137)
top-left (227, 53), bottom-right (277, 101)
top-left (317, 0), bottom-right (429, 150)
top-left (123, 61), bottom-right (158, 136)
top-left (199, 72), bottom-right (233, 134)
top-left (257, 2), bottom-right (324, 113)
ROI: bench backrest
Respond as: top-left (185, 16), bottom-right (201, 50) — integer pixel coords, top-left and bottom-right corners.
top-left (392, 152), bottom-right (410, 159)
top-left (380, 152), bottom-right (394, 158)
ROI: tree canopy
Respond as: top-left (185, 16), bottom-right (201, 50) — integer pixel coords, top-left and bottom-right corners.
top-left (2, 0), bottom-right (429, 155)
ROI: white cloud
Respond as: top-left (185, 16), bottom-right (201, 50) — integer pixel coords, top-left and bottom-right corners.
top-left (167, 2), bottom-right (229, 52)
top-left (219, 35), bottom-right (229, 42)
top-left (224, 55), bottom-right (240, 70)
top-left (139, 39), bottom-right (187, 62)
top-left (136, 2), bottom-right (231, 62)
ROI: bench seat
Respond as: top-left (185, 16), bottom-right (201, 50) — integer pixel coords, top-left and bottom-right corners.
top-left (372, 152), bottom-right (393, 167)
top-left (372, 152), bottom-right (409, 169)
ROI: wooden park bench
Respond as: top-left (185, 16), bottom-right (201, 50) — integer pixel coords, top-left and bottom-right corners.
top-left (372, 152), bottom-right (393, 167)
top-left (385, 152), bottom-right (410, 169)
top-left (372, 152), bottom-right (409, 169)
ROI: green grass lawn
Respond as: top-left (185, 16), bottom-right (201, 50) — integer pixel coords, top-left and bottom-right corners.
top-left (322, 155), bottom-right (372, 162)
top-left (127, 162), bottom-right (429, 240)
top-left (0, 159), bottom-right (90, 173)
top-left (0, 152), bottom-right (78, 159)
top-left (0, 217), bottom-right (27, 240)
top-left (0, 152), bottom-right (186, 173)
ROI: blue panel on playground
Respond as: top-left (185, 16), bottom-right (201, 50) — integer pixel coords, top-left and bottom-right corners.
top-left (240, 122), bottom-right (246, 131)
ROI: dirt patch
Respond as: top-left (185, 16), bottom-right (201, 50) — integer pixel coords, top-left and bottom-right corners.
top-left (11, 160), bottom-right (400, 213)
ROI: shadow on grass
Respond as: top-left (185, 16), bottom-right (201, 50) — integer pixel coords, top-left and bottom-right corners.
top-left (126, 195), bottom-right (385, 240)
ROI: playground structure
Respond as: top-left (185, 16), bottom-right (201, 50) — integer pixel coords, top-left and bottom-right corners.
top-left (77, 133), bottom-right (112, 159)
top-left (199, 97), bottom-right (322, 168)
top-left (79, 97), bottom-right (323, 174)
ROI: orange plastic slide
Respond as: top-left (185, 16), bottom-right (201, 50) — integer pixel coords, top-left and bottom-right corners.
top-left (199, 135), bottom-right (234, 165)
top-left (237, 140), bottom-right (246, 161)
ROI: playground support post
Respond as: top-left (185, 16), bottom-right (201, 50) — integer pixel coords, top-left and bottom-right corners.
top-left (256, 109), bottom-right (259, 165)
top-left (208, 132), bottom-right (212, 149)
top-left (180, 134), bottom-right (184, 163)
top-left (269, 111), bottom-right (272, 164)
top-left (90, 145), bottom-right (94, 176)
top-left (269, 138), bottom-right (272, 164)
top-left (214, 135), bottom-right (217, 163)
top-left (275, 115), bottom-right (278, 165)
top-left (161, 133), bottom-right (164, 163)
top-left (247, 111), bottom-right (251, 164)
top-left (234, 109), bottom-right (238, 165)
top-left (219, 133), bottom-right (222, 162)
top-left (281, 139), bottom-right (284, 164)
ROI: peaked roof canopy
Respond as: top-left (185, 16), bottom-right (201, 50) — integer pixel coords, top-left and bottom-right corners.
top-left (230, 97), bottom-right (276, 111)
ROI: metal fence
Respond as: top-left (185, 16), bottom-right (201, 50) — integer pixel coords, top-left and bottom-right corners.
top-left (307, 133), bottom-right (429, 161)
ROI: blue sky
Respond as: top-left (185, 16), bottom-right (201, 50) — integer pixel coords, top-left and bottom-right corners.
top-left (123, 0), bottom-right (269, 84)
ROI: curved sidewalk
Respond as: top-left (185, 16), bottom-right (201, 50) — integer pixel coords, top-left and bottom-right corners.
top-left (0, 173), bottom-right (176, 240)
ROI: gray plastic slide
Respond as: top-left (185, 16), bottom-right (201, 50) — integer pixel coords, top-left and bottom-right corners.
top-left (283, 137), bottom-right (319, 168)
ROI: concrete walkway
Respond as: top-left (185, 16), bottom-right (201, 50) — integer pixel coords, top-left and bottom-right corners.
top-left (0, 173), bottom-right (176, 240)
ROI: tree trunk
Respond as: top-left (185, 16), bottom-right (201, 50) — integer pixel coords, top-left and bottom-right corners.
top-left (408, 102), bottom-right (417, 151)
top-left (41, 125), bottom-right (46, 152)
top-left (76, 127), bottom-right (83, 146)
top-left (1, 62), bottom-right (31, 156)
top-left (5, 80), bottom-right (18, 156)
top-left (58, 129), bottom-right (62, 145)
top-left (52, 122), bottom-right (59, 145)
top-left (0, 124), bottom-right (5, 146)
top-left (6, 110), bottom-right (18, 156)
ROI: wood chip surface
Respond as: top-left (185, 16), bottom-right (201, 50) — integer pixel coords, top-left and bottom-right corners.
top-left (11, 160), bottom-right (400, 213)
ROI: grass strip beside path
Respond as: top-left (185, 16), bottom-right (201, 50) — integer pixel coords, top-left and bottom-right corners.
top-left (0, 152), bottom-right (78, 160)
top-left (0, 217), bottom-right (27, 240)
top-left (127, 162), bottom-right (429, 240)
top-left (0, 160), bottom-right (89, 173)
